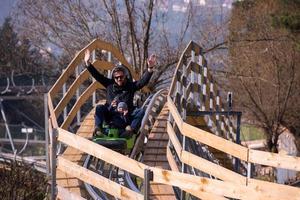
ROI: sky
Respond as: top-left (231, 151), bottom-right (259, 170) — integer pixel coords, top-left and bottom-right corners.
top-left (0, 0), bottom-right (234, 25)
top-left (0, 0), bottom-right (15, 25)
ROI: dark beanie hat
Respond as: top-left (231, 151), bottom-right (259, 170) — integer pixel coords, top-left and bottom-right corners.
top-left (117, 102), bottom-right (128, 110)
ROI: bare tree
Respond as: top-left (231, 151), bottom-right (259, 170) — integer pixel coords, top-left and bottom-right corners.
top-left (226, 0), bottom-right (300, 152)
top-left (13, 0), bottom-right (229, 90)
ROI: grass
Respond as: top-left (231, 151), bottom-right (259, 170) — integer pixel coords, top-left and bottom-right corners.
top-left (240, 125), bottom-right (266, 141)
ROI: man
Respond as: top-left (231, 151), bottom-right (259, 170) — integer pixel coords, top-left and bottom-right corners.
top-left (84, 49), bottom-right (156, 137)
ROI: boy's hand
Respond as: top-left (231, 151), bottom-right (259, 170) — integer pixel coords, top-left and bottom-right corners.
top-left (111, 99), bottom-right (117, 108)
top-left (123, 110), bottom-right (128, 116)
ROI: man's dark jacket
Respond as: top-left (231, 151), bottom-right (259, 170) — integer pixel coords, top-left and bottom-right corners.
top-left (87, 64), bottom-right (153, 113)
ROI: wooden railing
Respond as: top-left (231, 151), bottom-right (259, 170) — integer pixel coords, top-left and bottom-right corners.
top-left (168, 41), bottom-right (236, 141)
top-left (166, 41), bottom-right (300, 199)
top-left (48, 40), bottom-right (300, 200)
top-left (54, 126), bottom-right (300, 200)
top-left (48, 39), bottom-right (146, 132)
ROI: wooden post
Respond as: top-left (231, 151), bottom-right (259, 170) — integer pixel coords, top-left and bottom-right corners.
top-left (50, 128), bottom-right (58, 200)
top-left (144, 168), bottom-right (153, 200)
top-left (44, 94), bottom-right (50, 176)
top-left (92, 50), bottom-right (96, 106)
top-left (235, 113), bottom-right (242, 172)
top-left (75, 65), bottom-right (81, 125)
top-left (62, 78), bottom-right (67, 121)
top-left (197, 56), bottom-right (203, 108)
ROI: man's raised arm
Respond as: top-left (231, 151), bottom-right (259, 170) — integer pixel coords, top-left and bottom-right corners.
top-left (134, 54), bottom-right (157, 90)
top-left (84, 49), bottom-right (113, 88)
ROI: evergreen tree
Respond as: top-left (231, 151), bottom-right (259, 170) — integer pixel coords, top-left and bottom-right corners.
top-left (0, 17), bottom-right (46, 77)
top-left (0, 17), bottom-right (19, 75)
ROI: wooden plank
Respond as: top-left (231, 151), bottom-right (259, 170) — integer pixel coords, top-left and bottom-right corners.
top-left (166, 146), bottom-right (179, 172)
top-left (57, 156), bottom-right (143, 200)
top-left (93, 60), bottom-right (114, 70)
top-left (80, 119), bottom-right (95, 126)
top-left (151, 166), bottom-right (300, 200)
top-left (146, 111), bottom-right (176, 200)
top-left (181, 122), bottom-right (248, 161)
top-left (167, 96), bottom-right (183, 127)
top-left (150, 127), bottom-right (166, 133)
top-left (248, 178), bottom-right (300, 200)
top-left (148, 132), bottom-right (164, 139)
top-left (54, 69), bottom-right (90, 117)
top-left (150, 167), bottom-right (249, 199)
top-left (145, 148), bottom-right (166, 155)
top-left (61, 82), bottom-right (103, 129)
top-left (181, 150), bottom-right (246, 184)
top-left (48, 94), bottom-right (58, 128)
top-left (188, 192), bottom-right (228, 200)
top-left (154, 120), bottom-right (167, 128)
top-left (249, 149), bottom-right (300, 171)
top-left (77, 125), bottom-right (94, 134)
top-left (57, 128), bottom-right (146, 178)
top-left (163, 148), bottom-right (229, 200)
top-left (57, 185), bottom-right (86, 200)
top-left (166, 122), bottom-right (182, 157)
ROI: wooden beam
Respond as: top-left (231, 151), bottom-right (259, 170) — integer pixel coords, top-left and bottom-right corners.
top-left (249, 149), bottom-right (300, 171)
top-left (166, 146), bottom-right (228, 200)
top-left (57, 156), bottom-right (143, 200)
top-left (54, 69), bottom-right (90, 117)
top-left (166, 145), bottom-right (179, 172)
top-left (167, 96), bottom-right (183, 127)
top-left (181, 150), bottom-right (247, 184)
top-left (61, 82), bottom-right (103, 129)
top-left (48, 94), bottom-right (58, 128)
top-left (167, 107), bottom-right (247, 184)
top-left (57, 128), bottom-right (300, 200)
top-left (93, 60), bottom-right (114, 70)
top-left (57, 185), bottom-right (86, 200)
top-left (181, 122), bottom-right (248, 161)
top-left (151, 166), bottom-right (300, 200)
top-left (150, 167), bottom-right (251, 199)
top-left (57, 128), bottom-right (237, 199)
top-left (166, 122), bottom-right (182, 156)
top-left (168, 51), bottom-right (186, 96)
top-left (248, 178), bottom-right (300, 200)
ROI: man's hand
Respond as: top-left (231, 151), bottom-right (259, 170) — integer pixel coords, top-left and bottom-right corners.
top-left (123, 110), bottom-right (128, 116)
top-left (147, 54), bottom-right (156, 72)
top-left (84, 49), bottom-right (91, 66)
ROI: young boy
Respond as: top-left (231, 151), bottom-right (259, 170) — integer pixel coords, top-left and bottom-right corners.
top-left (109, 101), bottom-right (130, 130)
top-left (94, 101), bottom-right (133, 138)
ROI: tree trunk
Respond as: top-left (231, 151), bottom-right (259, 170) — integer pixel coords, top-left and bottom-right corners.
top-left (266, 130), bottom-right (279, 153)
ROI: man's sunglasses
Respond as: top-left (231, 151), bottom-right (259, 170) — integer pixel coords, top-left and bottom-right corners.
top-left (114, 75), bottom-right (125, 80)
